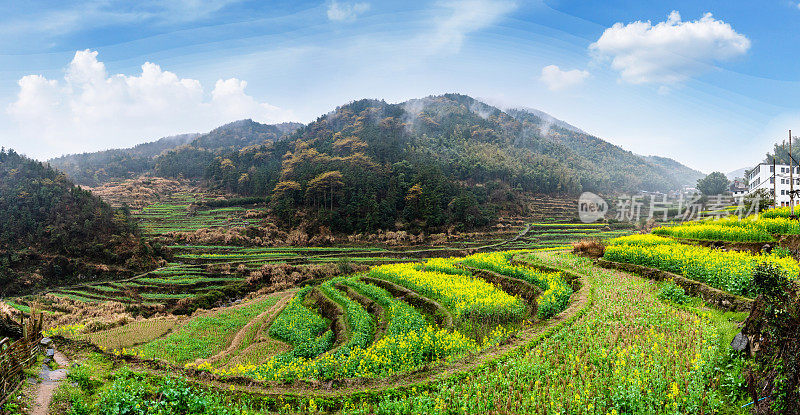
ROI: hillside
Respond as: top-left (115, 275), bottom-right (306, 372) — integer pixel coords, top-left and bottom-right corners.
top-left (152, 120), bottom-right (302, 178)
top-left (45, 94), bottom-right (700, 234)
top-left (0, 149), bottom-right (156, 295)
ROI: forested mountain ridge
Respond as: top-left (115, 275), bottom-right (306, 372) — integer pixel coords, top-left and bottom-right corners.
top-left (43, 94), bottom-right (700, 234)
top-left (152, 120), bottom-right (302, 179)
top-left (198, 94), bottom-right (699, 233)
top-left (0, 149), bottom-right (157, 295)
top-left (504, 108), bottom-right (701, 191)
top-left (188, 119), bottom-right (303, 151)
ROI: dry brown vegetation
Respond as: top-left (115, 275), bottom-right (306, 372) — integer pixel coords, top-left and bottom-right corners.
top-left (571, 238), bottom-right (606, 258)
top-left (88, 176), bottom-right (199, 208)
top-left (38, 294), bottom-right (166, 328)
top-left (245, 262), bottom-right (369, 294)
top-left (160, 224), bottom-right (289, 246)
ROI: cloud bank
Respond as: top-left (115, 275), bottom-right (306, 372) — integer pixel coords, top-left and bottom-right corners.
top-left (590, 11), bottom-right (750, 84)
top-left (6, 50), bottom-right (293, 159)
top-left (540, 65), bottom-right (590, 91)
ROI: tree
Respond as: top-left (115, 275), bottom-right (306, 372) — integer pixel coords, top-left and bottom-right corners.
top-left (305, 171), bottom-right (344, 210)
top-left (747, 188), bottom-right (774, 212)
top-left (696, 172), bottom-right (730, 196)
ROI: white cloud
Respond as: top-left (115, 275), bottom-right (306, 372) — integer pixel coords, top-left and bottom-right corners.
top-left (429, 0), bottom-right (516, 53)
top-left (589, 11), bottom-right (750, 84)
top-left (6, 50), bottom-right (294, 159)
top-left (540, 65), bottom-right (590, 91)
top-left (327, 1), bottom-right (370, 22)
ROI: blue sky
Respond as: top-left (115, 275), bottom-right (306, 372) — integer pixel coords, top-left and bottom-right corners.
top-left (1, 0), bottom-right (799, 174)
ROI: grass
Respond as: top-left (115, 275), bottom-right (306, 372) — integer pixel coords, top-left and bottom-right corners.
top-left (342, 277), bottom-right (428, 337)
top-left (133, 193), bottom-right (265, 235)
top-left (134, 295), bottom-right (281, 365)
top-left (319, 279), bottom-right (374, 353)
top-left (267, 287), bottom-right (333, 360)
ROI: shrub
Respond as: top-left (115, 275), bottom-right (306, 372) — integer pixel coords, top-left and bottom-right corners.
top-left (603, 240), bottom-right (799, 297)
top-left (657, 280), bottom-right (689, 305)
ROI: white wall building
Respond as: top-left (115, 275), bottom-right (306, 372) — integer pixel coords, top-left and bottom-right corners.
top-left (745, 163), bottom-right (800, 206)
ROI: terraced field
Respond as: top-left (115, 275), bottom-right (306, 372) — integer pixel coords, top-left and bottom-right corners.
top-left (134, 192), bottom-right (265, 235)
top-left (43, 250), bottom-right (755, 414)
top-left (54, 251), bottom-right (574, 384)
top-left (2, 219), bottom-right (625, 313)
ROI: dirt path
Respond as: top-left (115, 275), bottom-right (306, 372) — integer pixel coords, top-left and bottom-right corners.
top-left (31, 349), bottom-right (69, 415)
top-left (201, 292), bottom-right (292, 366)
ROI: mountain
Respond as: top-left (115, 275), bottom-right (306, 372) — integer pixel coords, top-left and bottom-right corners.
top-left (48, 133), bottom-right (201, 187)
top-left (508, 107), bottom-right (586, 135)
top-left (48, 120), bottom-right (303, 186)
top-left (198, 94), bottom-right (701, 233)
top-left (726, 167), bottom-right (748, 180)
top-left (190, 119), bottom-right (303, 151)
top-left (0, 149), bottom-right (156, 295)
top-left (152, 120), bottom-right (303, 179)
top-left (642, 155), bottom-right (705, 186)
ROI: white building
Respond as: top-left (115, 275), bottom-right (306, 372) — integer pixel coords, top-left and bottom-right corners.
top-left (745, 163), bottom-right (800, 206)
top-left (730, 178), bottom-right (747, 198)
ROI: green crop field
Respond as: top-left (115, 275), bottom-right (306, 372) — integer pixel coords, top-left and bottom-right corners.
top-left (40, 249), bottom-right (759, 414)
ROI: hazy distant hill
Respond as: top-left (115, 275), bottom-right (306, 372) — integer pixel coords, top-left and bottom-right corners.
top-left (0, 149), bottom-right (155, 295)
top-left (642, 155), bottom-right (705, 187)
top-left (190, 119), bottom-right (303, 151)
top-left (151, 120), bottom-right (303, 178)
top-left (48, 133), bottom-right (201, 186)
top-left (48, 120), bottom-right (303, 186)
top-left (725, 167), bottom-right (747, 180)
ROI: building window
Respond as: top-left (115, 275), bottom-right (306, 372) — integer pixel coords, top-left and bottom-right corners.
top-left (771, 177), bottom-right (775, 184)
